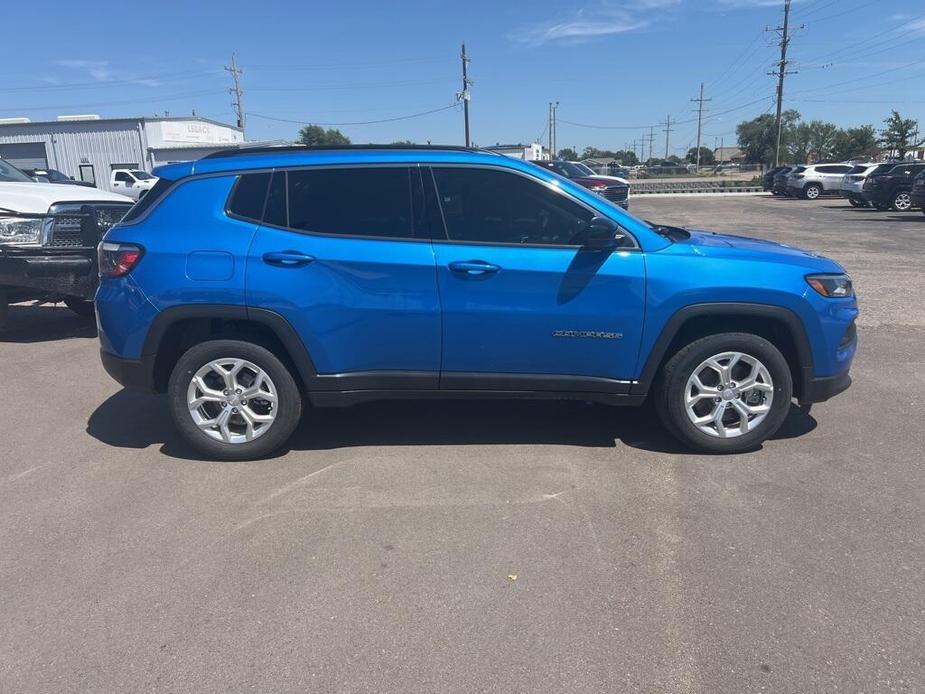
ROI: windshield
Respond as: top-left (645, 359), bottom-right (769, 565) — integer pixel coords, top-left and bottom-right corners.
top-left (0, 158), bottom-right (33, 182)
top-left (573, 163), bottom-right (597, 176)
top-left (131, 170), bottom-right (155, 180)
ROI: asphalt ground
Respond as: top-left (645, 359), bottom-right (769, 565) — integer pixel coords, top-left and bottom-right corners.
top-left (1, 195), bottom-right (923, 693)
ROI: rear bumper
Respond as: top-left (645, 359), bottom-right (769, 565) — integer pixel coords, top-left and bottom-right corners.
top-left (100, 350), bottom-right (153, 391)
top-left (801, 370), bottom-right (852, 404)
top-left (0, 247), bottom-right (96, 299)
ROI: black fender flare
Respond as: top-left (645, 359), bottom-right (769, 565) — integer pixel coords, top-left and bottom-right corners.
top-left (141, 304), bottom-right (318, 390)
top-left (631, 302), bottom-right (814, 396)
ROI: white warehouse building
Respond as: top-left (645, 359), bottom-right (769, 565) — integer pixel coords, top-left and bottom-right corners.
top-left (0, 114), bottom-right (244, 191)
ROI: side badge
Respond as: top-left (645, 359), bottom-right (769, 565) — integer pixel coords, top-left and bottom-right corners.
top-left (552, 330), bottom-right (623, 340)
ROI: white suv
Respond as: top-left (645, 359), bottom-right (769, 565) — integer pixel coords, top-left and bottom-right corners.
top-left (786, 163), bottom-right (854, 200)
top-left (839, 163), bottom-right (895, 207)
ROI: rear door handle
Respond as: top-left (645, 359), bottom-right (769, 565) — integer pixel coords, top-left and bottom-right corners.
top-left (262, 251), bottom-right (315, 267)
top-left (448, 260), bottom-right (501, 276)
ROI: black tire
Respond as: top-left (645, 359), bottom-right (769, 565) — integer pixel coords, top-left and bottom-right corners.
top-left (653, 332), bottom-right (793, 454)
top-left (168, 340), bottom-right (302, 460)
top-left (848, 197), bottom-right (861, 207)
top-left (63, 297), bottom-right (95, 317)
top-left (803, 184), bottom-right (822, 200)
top-left (0, 289), bottom-right (8, 332)
top-left (874, 202), bottom-right (890, 211)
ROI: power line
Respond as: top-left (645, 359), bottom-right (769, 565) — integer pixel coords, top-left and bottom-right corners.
top-left (0, 69), bottom-right (218, 93)
top-left (0, 89), bottom-right (224, 113)
top-left (247, 103), bottom-right (458, 126)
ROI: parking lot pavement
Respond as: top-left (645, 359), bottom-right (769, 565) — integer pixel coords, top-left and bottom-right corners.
top-left (1, 197), bottom-right (923, 693)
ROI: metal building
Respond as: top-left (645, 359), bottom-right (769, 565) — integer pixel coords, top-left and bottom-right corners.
top-left (0, 115), bottom-right (244, 191)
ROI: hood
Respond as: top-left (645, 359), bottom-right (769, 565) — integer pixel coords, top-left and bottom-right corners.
top-left (678, 229), bottom-right (844, 272)
top-left (588, 174), bottom-right (629, 186)
top-left (0, 182), bottom-right (132, 215)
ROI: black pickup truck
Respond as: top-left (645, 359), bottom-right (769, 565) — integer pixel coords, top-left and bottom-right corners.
top-left (0, 158), bottom-right (133, 329)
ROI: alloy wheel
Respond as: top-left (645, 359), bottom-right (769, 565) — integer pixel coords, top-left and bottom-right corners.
top-left (187, 358), bottom-right (278, 443)
top-left (805, 186), bottom-right (820, 200)
top-left (894, 192), bottom-right (912, 211)
top-left (684, 351), bottom-right (774, 438)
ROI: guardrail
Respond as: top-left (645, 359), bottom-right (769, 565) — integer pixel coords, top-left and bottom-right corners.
top-left (631, 181), bottom-right (765, 195)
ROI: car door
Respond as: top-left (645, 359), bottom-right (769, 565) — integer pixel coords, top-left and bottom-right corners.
top-left (246, 166), bottom-right (441, 389)
top-left (112, 171), bottom-right (135, 197)
top-left (427, 165), bottom-right (646, 390)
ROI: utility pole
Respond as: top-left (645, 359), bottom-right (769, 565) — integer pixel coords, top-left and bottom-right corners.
top-left (646, 126), bottom-right (656, 163)
top-left (224, 53), bottom-right (245, 135)
top-left (459, 43), bottom-right (472, 147)
top-left (661, 114), bottom-right (674, 159)
top-left (691, 82), bottom-right (711, 169)
top-left (767, 0), bottom-right (801, 166)
top-left (549, 101), bottom-right (558, 158)
top-left (548, 103), bottom-right (553, 156)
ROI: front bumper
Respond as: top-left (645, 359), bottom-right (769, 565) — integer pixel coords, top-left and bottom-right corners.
top-left (801, 370), bottom-right (852, 404)
top-left (0, 246), bottom-right (96, 299)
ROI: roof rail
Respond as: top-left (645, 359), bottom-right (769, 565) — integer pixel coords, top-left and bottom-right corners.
top-left (202, 143), bottom-right (489, 160)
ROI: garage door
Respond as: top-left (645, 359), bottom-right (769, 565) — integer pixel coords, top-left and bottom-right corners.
top-left (0, 142), bottom-right (49, 171)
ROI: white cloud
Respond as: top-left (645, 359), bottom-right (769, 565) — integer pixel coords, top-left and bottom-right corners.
top-left (55, 59), bottom-right (112, 82)
top-left (511, 1), bottom-right (681, 46)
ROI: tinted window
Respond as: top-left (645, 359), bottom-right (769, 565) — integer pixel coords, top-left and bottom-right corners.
top-left (227, 173), bottom-right (270, 221)
top-left (264, 171), bottom-right (287, 227)
top-left (285, 167), bottom-right (414, 239)
top-left (115, 171), bottom-right (133, 183)
top-left (432, 167), bottom-right (594, 246)
top-left (120, 178), bottom-right (174, 224)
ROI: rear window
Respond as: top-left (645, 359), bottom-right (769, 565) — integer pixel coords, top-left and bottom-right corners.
top-left (848, 165), bottom-right (867, 174)
top-left (227, 172), bottom-right (271, 221)
top-left (792, 166), bottom-right (806, 173)
top-left (120, 177), bottom-right (173, 224)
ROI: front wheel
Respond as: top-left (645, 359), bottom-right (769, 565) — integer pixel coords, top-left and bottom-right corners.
top-left (168, 340), bottom-right (303, 460)
top-left (803, 184), bottom-right (822, 200)
top-left (848, 197), bottom-right (862, 208)
top-left (654, 333), bottom-right (793, 454)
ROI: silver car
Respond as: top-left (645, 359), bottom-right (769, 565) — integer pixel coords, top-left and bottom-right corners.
top-left (786, 163), bottom-right (854, 199)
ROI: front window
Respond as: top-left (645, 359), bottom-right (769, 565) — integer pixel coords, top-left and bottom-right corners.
top-left (572, 163), bottom-right (597, 176)
top-left (0, 158), bottom-right (33, 182)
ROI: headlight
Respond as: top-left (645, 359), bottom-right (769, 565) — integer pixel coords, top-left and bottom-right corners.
top-left (0, 217), bottom-right (43, 246)
top-left (806, 273), bottom-right (853, 298)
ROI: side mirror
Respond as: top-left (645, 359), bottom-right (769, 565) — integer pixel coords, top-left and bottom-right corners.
top-left (584, 216), bottom-right (624, 249)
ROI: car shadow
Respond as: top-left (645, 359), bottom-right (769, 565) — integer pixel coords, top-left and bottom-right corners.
top-left (0, 302), bottom-right (97, 343)
top-left (86, 389), bottom-right (817, 461)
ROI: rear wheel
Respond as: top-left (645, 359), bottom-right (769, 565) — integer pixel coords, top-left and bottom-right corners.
top-left (168, 340), bottom-right (302, 460)
top-left (654, 333), bottom-right (793, 454)
top-left (63, 297), bottom-right (95, 317)
top-left (892, 191), bottom-right (912, 211)
top-left (848, 197), bottom-right (862, 207)
top-left (803, 184), bottom-right (822, 200)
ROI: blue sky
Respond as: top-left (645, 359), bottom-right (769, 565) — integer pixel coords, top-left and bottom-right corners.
top-left (2, 0), bottom-right (923, 156)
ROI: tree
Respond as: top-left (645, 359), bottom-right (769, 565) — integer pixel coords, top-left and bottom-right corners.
top-left (786, 122), bottom-right (812, 165)
top-left (557, 147), bottom-right (578, 161)
top-left (880, 111), bottom-right (922, 159)
top-left (580, 147), bottom-right (617, 160)
top-left (297, 124), bottom-right (351, 146)
top-left (612, 149), bottom-right (639, 165)
top-left (665, 155), bottom-right (681, 165)
top-left (832, 125), bottom-right (880, 161)
top-left (685, 147), bottom-right (715, 165)
top-left (805, 120), bottom-right (839, 162)
top-left (391, 139), bottom-right (415, 145)
top-left (737, 110), bottom-right (800, 165)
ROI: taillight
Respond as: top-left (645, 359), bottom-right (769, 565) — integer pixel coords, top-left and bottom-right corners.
top-left (98, 241), bottom-right (144, 278)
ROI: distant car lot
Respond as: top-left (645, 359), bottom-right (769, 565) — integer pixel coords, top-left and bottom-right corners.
top-left (1, 196), bottom-right (923, 692)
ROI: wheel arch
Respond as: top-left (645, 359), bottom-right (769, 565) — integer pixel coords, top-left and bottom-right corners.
top-left (143, 305), bottom-right (316, 394)
top-left (633, 303), bottom-right (813, 400)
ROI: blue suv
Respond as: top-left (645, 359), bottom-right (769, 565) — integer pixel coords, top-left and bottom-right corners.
top-left (96, 146), bottom-right (857, 459)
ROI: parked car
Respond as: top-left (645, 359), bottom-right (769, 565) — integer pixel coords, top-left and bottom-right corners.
top-left (23, 167), bottom-right (95, 188)
top-left (839, 163), bottom-right (894, 207)
top-left (110, 169), bottom-right (158, 200)
top-left (762, 166), bottom-right (788, 193)
top-left (531, 160), bottom-right (630, 209)
top-left (910, 170), bottom-right (925, 214)
top-left (0, 158), bottom-right (133, 329)
top-left (785, 163), bottom-right (854, 200)
top-left (771, 166), bottom-right (794, 196)
top-left (96, 145), bottom-right (857, 460)
top-left (714, 162), bottom-right (740, 174)
top-left (862, 161), bottom-right (925, 211)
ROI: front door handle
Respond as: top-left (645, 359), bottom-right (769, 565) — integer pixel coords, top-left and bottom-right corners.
top-left (262, 251), bottom-right (315, 267)
top-left (448, 260), bottom-right (501, 276)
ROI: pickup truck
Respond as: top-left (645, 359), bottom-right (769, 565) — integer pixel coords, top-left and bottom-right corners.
top-left (0, 158), bottom-right (133, 329)
top-left (110, 169), bottom-right (158, 200)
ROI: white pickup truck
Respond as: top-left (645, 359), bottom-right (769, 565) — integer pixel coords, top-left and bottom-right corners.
top-left (110, 168), bottom-right (159, 200)
top-left (0, 158), bottom-right (133, 328)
